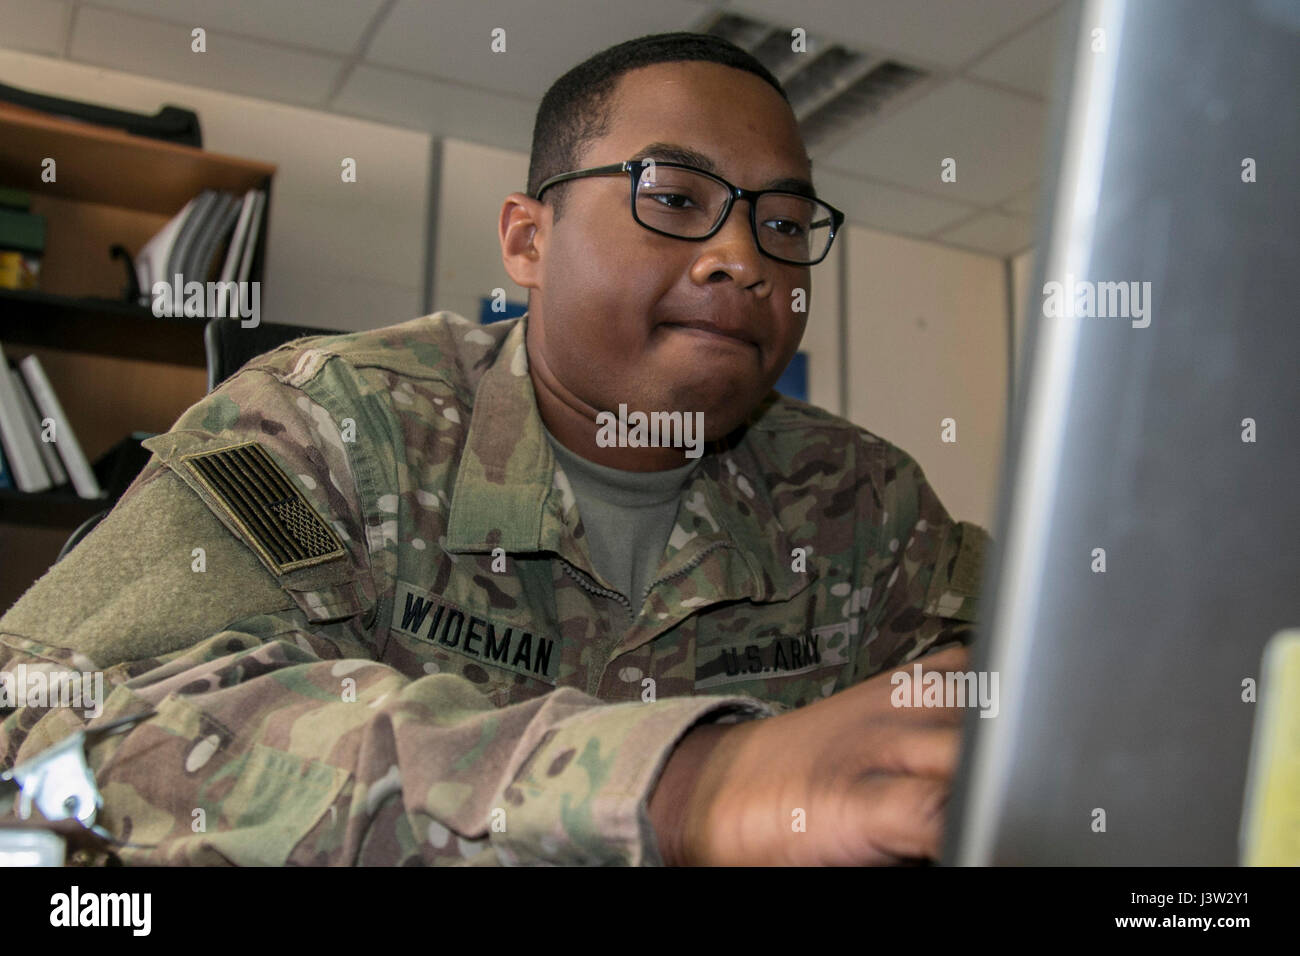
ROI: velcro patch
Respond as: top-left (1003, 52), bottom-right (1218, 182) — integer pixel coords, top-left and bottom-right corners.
top-left (391, 581), bottom-right (560, 685)
top-left (695, 621), bottom-right (853, 690)
top-left (180, 441), bottom-right (345, 575)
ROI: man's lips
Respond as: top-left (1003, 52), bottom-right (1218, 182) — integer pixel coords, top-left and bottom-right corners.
top-left (659, 319), bottom-right (758, 348)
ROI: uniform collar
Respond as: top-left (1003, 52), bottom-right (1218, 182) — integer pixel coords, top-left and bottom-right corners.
top-left (444, 313), bottom-right (811, 604)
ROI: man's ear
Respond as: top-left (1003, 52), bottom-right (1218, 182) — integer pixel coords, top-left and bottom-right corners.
top-left (500, 192), bottom-right (546, 292)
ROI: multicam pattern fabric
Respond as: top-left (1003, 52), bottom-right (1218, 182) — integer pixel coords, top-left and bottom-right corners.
top-left (0, 311), bottom-right (989, 865)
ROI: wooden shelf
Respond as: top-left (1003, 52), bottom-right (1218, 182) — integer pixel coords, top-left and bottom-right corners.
top-left (0, 101), bottom-right (277, 609)
top-left (0, 288), bottom-right (207, 366)
top-left (0, 100), bottom-right (275, 301)
top-left (0, 101), bottom-right (276, 215)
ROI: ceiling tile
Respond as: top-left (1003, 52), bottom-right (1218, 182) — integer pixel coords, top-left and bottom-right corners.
top-left (0, 0), bottom-right (70, 56)
top-left (934, 209), bottom-right (1033, 256)
top-left (814, 165), bottom-right (979, 235)
top-left (69, 6), bottom-right (345, 108)
top-left (823, 78), bottom-right (1046, 205)
top-left (729, 0), bottom-right (1059, 69)
top-left (334, 65), bottom-right (536, 153)
top-left (366, 0), bottom-right (710, 98)
top-left (966, 4), bottom-right (1066, 98)
top-left (85, 0), bottom-right (386, 55)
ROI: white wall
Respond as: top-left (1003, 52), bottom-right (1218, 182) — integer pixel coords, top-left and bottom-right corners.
top-left (0, 49), bottom-right (431, 331)
top-left (434, 138), bottom-right (529, 323)
top-left (844, 225), bottom-right (1009, 527)
top-left (796, 234), bottom-right (842, 417)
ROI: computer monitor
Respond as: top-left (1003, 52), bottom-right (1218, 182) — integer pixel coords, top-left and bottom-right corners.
top-left (945, 0), bottom-right (1300, 865)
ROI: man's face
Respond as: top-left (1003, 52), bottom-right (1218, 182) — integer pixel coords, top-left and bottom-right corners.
top-left (524, 61), bottom-right (815, 444)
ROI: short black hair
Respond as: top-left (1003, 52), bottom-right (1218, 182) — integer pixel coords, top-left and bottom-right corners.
top-left (526, 31), bottom-right (790, 223)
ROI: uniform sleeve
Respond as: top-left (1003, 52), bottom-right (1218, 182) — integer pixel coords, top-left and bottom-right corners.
top-left (852, 447), bottom-right (992, 682)
top-left (0, 354), bottom-right (776, 866)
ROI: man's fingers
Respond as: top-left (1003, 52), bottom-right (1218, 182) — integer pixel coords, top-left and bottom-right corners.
top-left (853, 774), bottom-right (953, 863)
top-left (873, 725), bottom-right (963, 778)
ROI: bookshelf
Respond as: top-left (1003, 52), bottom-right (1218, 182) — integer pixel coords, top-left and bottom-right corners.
top-left (0, 101), bottom-right (276, 611)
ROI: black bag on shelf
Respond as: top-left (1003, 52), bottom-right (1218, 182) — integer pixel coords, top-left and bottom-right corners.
top-left (93, 430), bottom-right (156, 501)
top-left (0, 81), bottom-right (201, 147)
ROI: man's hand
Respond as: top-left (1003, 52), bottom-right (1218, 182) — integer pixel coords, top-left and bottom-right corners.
top-left (649, 645), bottom-right (970, 865)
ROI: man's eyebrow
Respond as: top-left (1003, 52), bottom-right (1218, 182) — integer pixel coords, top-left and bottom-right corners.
top-left (629, 142), bottom-right (818, 199)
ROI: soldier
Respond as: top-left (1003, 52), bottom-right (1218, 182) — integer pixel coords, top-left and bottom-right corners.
top-left (0, 32), bottom-right (989, 865)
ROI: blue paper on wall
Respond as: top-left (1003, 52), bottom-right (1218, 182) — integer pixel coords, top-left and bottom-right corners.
top-left (479, 297), bottom-right (528, 324)
top-left (775, 351), bottom-right (808, 402)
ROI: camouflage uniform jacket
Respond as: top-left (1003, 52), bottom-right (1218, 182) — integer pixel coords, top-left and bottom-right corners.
top-left (0, 310), bottom-right (989, 865)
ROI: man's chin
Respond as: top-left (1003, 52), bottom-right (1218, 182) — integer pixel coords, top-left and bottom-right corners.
top-left (693, 391), bottom-right (773, 442)
top-left (609, 360), bottom-right (772, 431)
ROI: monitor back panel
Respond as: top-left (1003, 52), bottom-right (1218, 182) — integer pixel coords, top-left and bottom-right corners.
top-left (947, 0), bottom-right (1300, 865)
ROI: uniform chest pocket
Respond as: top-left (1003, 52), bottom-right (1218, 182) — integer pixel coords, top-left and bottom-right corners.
top-left (693, 617), bottom-right (856, 710)
top-left (390, 580), bottom-right (561, 707)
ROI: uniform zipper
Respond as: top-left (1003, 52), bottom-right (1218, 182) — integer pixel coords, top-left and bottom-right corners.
top-left (637, 539), bottom-right (734, 608)
top-left (561, 561), bottom-right (631, 696)
top-left (561, 539), bottom-right (736, 697)
top-left (561, 560), bottom-right (634, 618)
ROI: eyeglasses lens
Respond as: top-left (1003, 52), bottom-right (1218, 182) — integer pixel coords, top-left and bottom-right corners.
top-left (634, 165), bottom-right (833, 264)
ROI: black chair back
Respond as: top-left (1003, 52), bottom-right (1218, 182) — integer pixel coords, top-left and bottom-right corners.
top-left (203, 317), bottom-right (338, 392)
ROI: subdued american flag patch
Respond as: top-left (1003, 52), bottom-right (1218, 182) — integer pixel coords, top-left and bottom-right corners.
top-left (179, 440), bottom-right (345, 574)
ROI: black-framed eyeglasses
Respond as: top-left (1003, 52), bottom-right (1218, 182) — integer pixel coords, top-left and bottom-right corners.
top-left (533, 160), bottom-right (845, 266)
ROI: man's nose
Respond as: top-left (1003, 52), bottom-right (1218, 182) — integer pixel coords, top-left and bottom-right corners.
top-left (694, 199), bottom-right (768, 286)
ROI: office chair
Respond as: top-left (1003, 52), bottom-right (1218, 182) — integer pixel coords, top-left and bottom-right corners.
top-left (201, 316), bottom-right (337, 395)
top-left (54, 317), bottom-right (338, 562)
